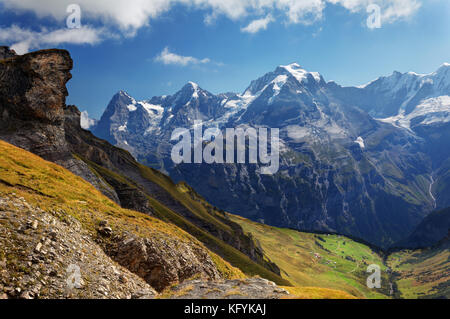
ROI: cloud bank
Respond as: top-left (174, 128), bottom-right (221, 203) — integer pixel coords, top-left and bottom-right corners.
top-left (0, 0), bottom-right (422, 51)
top-left (241, 14), bottom-right (274, 33)
top-left (0, 0), bottom-right (422, 31)
top-left (0, 25), bottom-right (106, 54)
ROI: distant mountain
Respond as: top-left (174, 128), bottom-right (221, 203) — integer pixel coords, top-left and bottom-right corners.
top-left (330, 63), bottom-right (450, 126)
top-left (94, 63), bottom-right (450, 248)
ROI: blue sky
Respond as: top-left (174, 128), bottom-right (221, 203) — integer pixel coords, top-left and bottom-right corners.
top-left (0, 0), bottom-right (449, 118)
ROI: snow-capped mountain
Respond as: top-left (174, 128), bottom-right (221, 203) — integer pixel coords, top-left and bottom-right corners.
top-left (92, 63), bottom-right (450, 248)
top-left (331, 63), bottom-right (450, 130)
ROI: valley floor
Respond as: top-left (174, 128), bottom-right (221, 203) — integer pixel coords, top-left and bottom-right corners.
top-left (230, 214), bottom-right (449, 299)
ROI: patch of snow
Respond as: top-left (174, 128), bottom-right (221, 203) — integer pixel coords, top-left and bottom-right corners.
top-left (354, 136), bottom-right (365, 149)
top-left (269, 74), bottom-right (288, 104)
top-left (378, 96), bottom-right (450, 129)
top-left (286, 125), bottom-right (309, 140)
top-left (140, 102), bottom-right (164, 117)
top-left (127, 104), bottom-right (137, 112)
top-left (188, 81), bottom-right (199, 99)
top-left (118, 122), bottom-right (127, 132)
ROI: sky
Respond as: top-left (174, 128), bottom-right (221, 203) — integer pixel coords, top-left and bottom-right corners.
top-left (0, 0), bottom-right (449, 119)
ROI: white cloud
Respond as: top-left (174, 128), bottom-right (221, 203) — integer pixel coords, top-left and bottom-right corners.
top-left (0, 25), bottom-right (107, 54)
top-left (275, 0), bottom-right (325, 24)
top-left (80, 111), bottom-right (97, 130)
top-left (155, 47), bottom-right (211, 66)
top-left (241, 14), bottom-right (274, 33)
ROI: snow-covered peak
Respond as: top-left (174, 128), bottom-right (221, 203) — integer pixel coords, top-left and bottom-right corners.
top-left (180, 81), bottom-right (203, 100)
top-left (243, 63), bottom-right (323, 97)
top-left (117, 90), bottom-right (133, 99)
top-left (187, 81), bottom-right (199, 89)
top-left (279, 63), bottom-right (322, 83)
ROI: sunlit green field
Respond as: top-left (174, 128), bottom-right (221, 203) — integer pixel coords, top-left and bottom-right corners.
top-left (230, 214), bottom-right (391, 299)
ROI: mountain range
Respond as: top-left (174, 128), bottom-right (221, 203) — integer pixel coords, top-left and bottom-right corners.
top-left (92, 62), bottom-right (450, 248)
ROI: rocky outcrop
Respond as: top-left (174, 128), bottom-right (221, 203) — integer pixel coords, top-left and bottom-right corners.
top-left (108, 232), bottom-right (221, 292)
top-left (0, 49), bottom-right (71, 123)
top-left (0, 48), bottom-right (119, 203)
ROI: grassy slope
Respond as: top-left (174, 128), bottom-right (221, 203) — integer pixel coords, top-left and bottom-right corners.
top-left (0, 140), bottom-right (244, 281)
top-left (230, 214), bottom-right (391, 299)
top-left (387, 241), bottom-right (450, 299)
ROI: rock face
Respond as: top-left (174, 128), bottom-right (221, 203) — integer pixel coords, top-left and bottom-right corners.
top-left (0, 49), bottom-right (71, 123)
top-left (109, 232), bottom-right (221, 292)
top-left (0, 49), bottom-right (120, 203)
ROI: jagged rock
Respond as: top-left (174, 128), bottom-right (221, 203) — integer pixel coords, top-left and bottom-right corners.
top-left (0, 48), bottom-right (120, 204)
top-left (34, 242), bottom-right (42, 253)
top-left (109, 232), bottom-right (221, 292)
